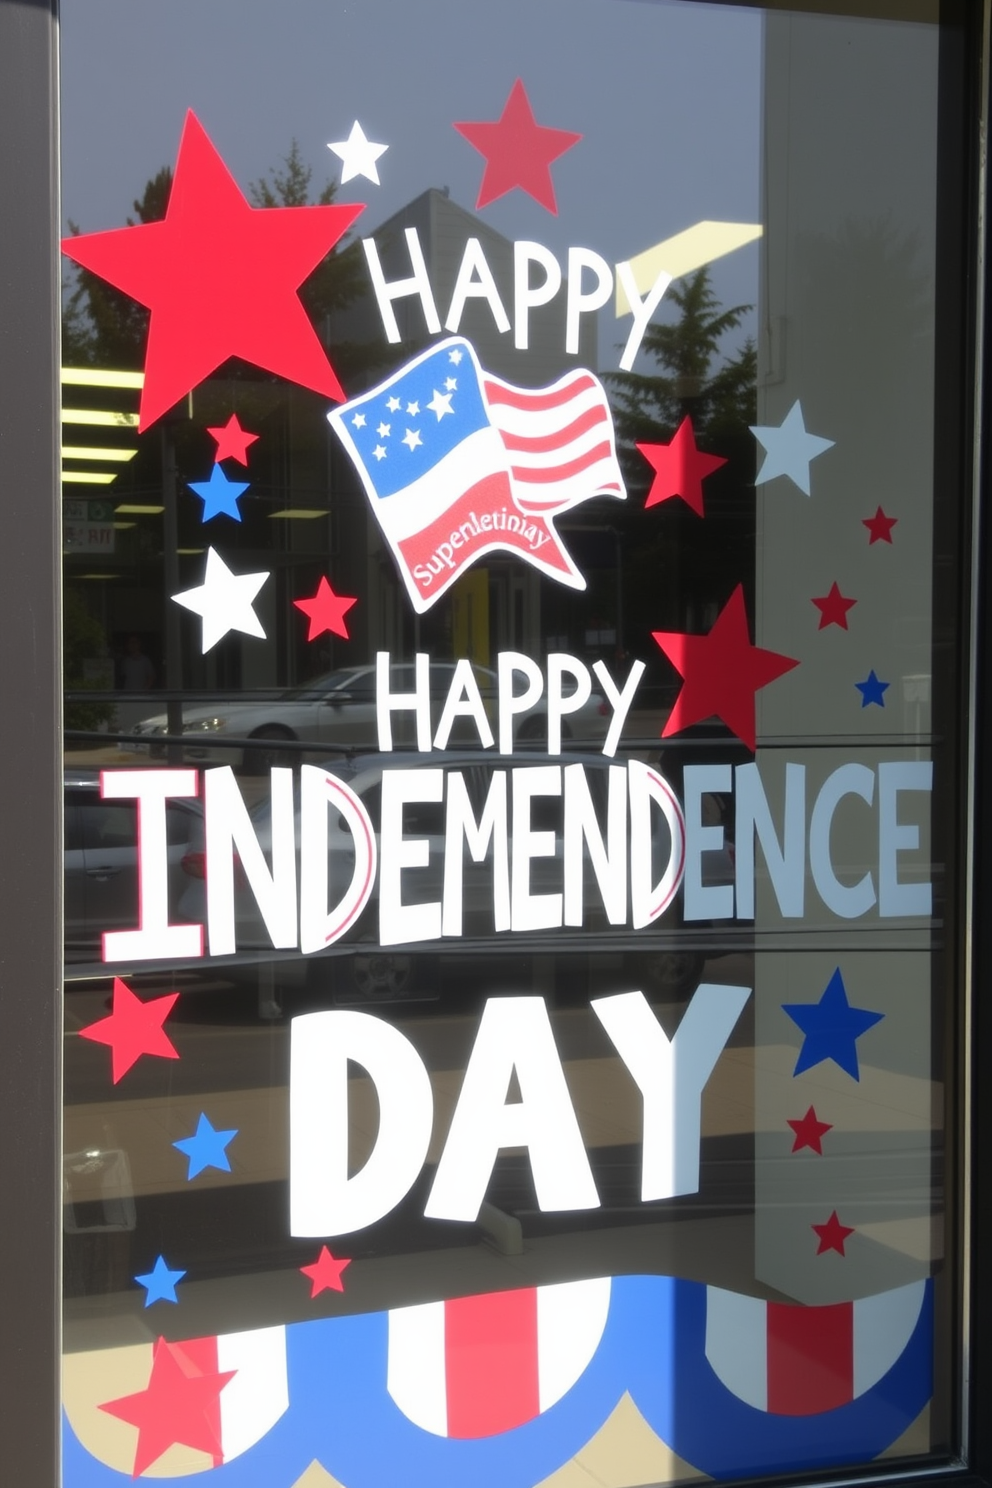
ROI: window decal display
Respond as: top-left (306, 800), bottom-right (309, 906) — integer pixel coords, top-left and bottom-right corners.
top-left (59, 5), bottom-right (957, 1486)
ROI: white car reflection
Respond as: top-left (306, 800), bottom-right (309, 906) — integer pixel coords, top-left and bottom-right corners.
top-left (128, 662), bottom-right (611, 769)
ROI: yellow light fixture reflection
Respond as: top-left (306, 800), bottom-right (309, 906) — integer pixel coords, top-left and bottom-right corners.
top-left (62, 471), bottom-right (117, 485)
top-left (268, 508), bottom-right (328, 520)
top-left (62, 446), bottom-right (138, 463)
top-left (114, 503), bottom-right (164, 515)
top-left (78, 572), bottom-right (119, 580)
top-left (61, 368), bottom-right (145, 389)
top-left (176, 548), bottom-right (206, 556)
top-left (62, 409), bottom-right (140, 428)
top-left (112, 521), bottom-right (137, 530)
top-left (616, 221), bottom-right (764, 314)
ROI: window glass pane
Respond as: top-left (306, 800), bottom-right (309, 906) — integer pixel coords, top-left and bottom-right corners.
top-left (60, 3), bottom-right (963, 1485)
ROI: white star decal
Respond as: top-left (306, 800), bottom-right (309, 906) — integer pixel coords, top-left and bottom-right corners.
top-left (386, 396), bottom-right (401, 413)
top-left (449, 348), bottom-right (463, 364)
top-left (376, 422), bottom-right (391, 438)
top-left (327, 121), bottom-right (388, 185)
top-left (406, 401), bottom-right (420, 416)
top-left (402, 428), bottom-right (422, 451)
top-left (445, 377), bottom-right (458, 391)
top-left (172, 548), bottom-right (269, 654)
top-left (351, 412), bottom-right (366, 428)
top-left (427, 389), bottom-right (454, 420)
top-left (373, 445), bottom-right (387, 461)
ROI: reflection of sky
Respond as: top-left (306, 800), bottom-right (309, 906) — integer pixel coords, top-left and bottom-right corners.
top-left (60, 0), bottom-right (762, 366)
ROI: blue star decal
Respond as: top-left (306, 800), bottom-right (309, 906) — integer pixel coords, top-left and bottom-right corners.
top-left (187, 463), bottom-right (249, 522)
top-left (173, 1111), bottom-right (238, 1180)
top-left (134, 1254), bottom-right (186, 1306)
top-left (750, 400), bottom-right (834, 496)
top-left (855, 669), bottom-right (889, 707)
top-left (782, 968), bottom-right (884, 1081)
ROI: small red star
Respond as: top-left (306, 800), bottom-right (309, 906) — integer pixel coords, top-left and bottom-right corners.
top-left (637, 417), bottom-right (727, 517)
top-left (61, 110), bottom-right (363, 431)
top-left (787, 1106), bottom-right (833, 1155)
top-left (300, 1245), bottom-right (351, 1298)
top-left (99, 1336), bottom-right (236, 1477)
top-left (207, 414), bottom-right (259, 466)
top-left (79, 978), bottom-right (179, 1084)
top-left (812, 1210), bottom-right (855, 1256)
top-left (453, 79), bottom-right (581, 214)
top-left (811, 581), bottom-right (857, 630)
top-left (293, 576), bottom-right (358, 641)
top-left (863, 506), bottom-right (898, 544)
top-left (652, 585), bottom-right (799, 751)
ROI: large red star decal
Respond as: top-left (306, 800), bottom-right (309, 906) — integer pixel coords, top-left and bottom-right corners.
top-left (79, 977), bottom-right (180, 1084)
top-left (61, 111), bottom-right (364, 431)
top-left (652, 586), bottom-right (799, 750)
top-left (100, 1337), bottom-right (236, 1477)
top-left (293, 576), bottom-right (358, 641)
top-left (812, 1210), bottom-right (855, 1256)
top-left (811, 581), bottom-right (857, 630)
top-left (453, 79), bottom-right (581, 214)
top-left (637, 417), bottom-right (727, 516)
top-left (787, 1105), bottom-right (833, 1155)
top-left (300, 1245), bottom-right (351, 1298)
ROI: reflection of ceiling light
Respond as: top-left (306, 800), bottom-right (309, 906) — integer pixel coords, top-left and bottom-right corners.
top-left (62, 445), bottom-right (137, 462)
top-left (268, 508), bottom-right (327, 520)
top-left (62, 409), bottom-right (140, 427)
top-left (61, 367), bottom-right (144, 389)
top-left (62, 471), bottom-right (117, 484)
top-left (114, 503), bottom-right (164, 515)
top-left (78, 572), bottom-right (119, 580)
top-left (176, 548), bottom-right (206, 556)
top-left (112, 521), bottom-right (136, 530)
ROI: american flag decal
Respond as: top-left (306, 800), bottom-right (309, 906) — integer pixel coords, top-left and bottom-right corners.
top-left (328, 337), bottom-right (625, 614)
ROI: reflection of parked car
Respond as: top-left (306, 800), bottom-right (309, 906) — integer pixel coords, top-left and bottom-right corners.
top-left (179, 753), bottom-right (734, 1002)
top-left (64, 772), bottom-right (203, 964)
top-left (127, 662), bottom-right (611, 770)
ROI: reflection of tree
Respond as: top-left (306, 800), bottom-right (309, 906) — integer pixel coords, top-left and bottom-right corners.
top-left (593, 267), bottom-right (757, 665)
top-left (607, 267), bottom-right (755, 478)
top-left (62, 141), bottom-right (373, 379)
top-left (63, 587), bottom-right (114, 731)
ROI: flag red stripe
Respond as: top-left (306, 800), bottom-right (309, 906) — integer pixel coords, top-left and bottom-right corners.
top-left (498, 404), bottom-right (607, 454)
top-left (510, 441), bottom-right (615, 484)
top-left (767, 1302), bottom-right (853, 1416)
top-left (484, 375), bottom-right (598, 411)
top-left (444, 1288), bottom-right (540, 1438)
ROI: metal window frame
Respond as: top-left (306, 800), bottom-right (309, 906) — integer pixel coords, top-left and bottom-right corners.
top-left (0, 0), bottom-right (989, 1483)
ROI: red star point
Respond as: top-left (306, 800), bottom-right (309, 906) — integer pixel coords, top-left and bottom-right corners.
top-left (863, 506), bottom-right (898, 544)
top-left (811, 581), bottom-right (857, 630)
top-left (293, 576), bottom-right (358, 641)
top-left (453, 79), bottom-right (581, 214)
top-left (99, 1336), bottom-right (236, 1478)
top-left (79, 977), bottom-right (180, 1084)
top-left (812, 1210), bottom-right (855, 1256)
top-left (652, 585), bottom-right (799, 751)
top-left (300, 1245), bottom-right (351, 1298)
top-left (637, 417), bottom-right (727, 517)
top-left (61, 110), bottom-right (363, 431)
top-left (787, 1105), bottom-right (833, 1155)
top-left (207, 414), bottom-right (259, 465)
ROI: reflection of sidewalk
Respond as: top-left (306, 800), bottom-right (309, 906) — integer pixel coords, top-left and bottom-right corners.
top-left (65, 746), bottom-right (149, 768)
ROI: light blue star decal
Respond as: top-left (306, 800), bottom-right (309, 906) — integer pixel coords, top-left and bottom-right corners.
top-left (173, 1111), bottom-right (238, 1180)
top-left (750, 400), bottom-right (834, 496)
top-left (187, 463), bottom-right (249, 522)
top-left (134, 1254), bottom-right (186, 1306)
top-left (855, 669), bottom-right (890, 707)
